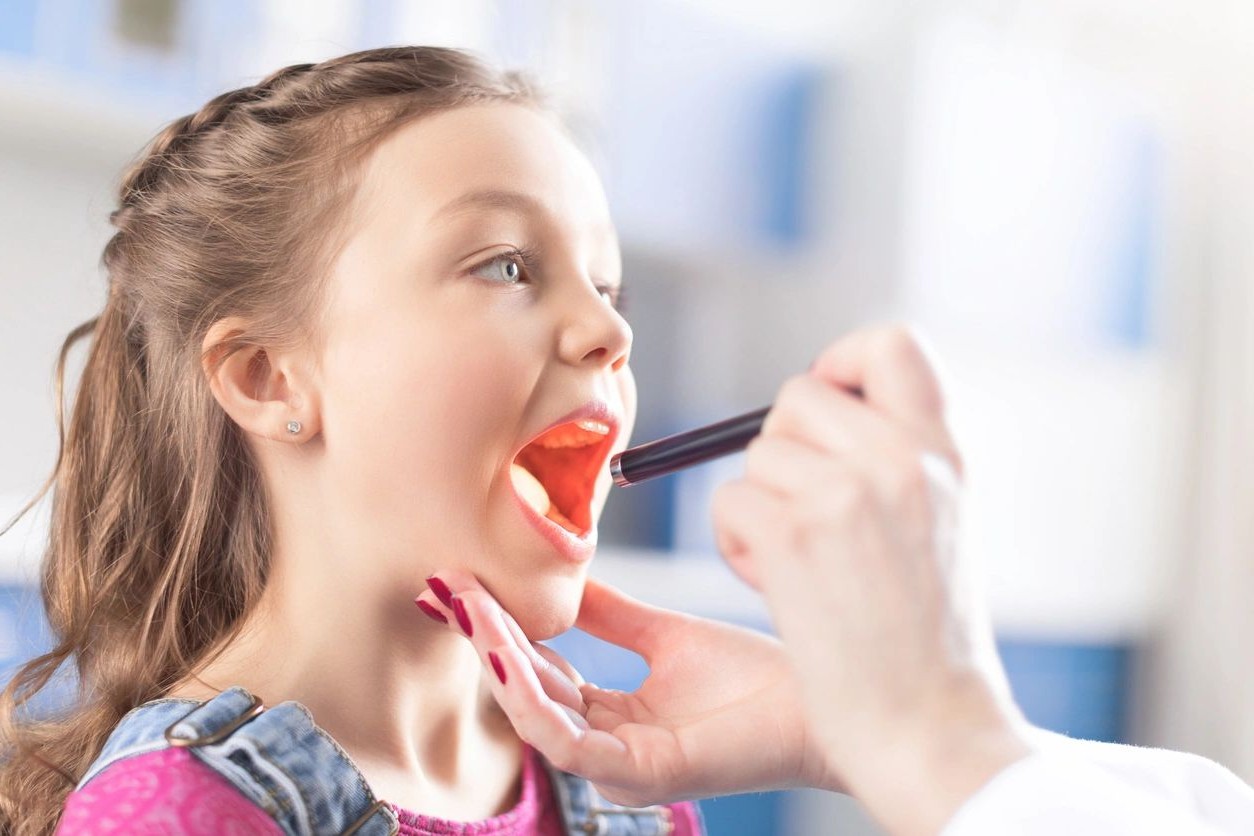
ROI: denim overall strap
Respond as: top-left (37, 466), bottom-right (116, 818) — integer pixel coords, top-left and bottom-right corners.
top-left (74, 696), bottom-right (205, 790)
top-left (75, 685), bottom-right (399, 836)
top-left (541, 759), bottom-right (675, 835)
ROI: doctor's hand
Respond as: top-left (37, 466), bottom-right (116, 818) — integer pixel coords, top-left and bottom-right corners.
top-left (711, 324), bottom-right (1033, 836)
top-left (413, 570), bottom-right (837, 807)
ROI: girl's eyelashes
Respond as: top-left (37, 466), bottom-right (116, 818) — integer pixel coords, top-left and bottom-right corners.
top-left (467, 246), bottom-right (628, 314)
top-left (469, 248), bottom-right (532, 286)
top-left (597, 284), bottom-right (627, 314)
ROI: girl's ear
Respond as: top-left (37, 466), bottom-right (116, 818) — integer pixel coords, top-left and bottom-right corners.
top-left (201, 316), bottom-right (322, 443)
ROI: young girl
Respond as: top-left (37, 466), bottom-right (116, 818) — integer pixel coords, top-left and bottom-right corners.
top-left (0, 45), bottom-right (707, 835)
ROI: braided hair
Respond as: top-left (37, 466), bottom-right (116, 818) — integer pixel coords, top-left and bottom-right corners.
top-left (0, 46), bottom-right (539, 835)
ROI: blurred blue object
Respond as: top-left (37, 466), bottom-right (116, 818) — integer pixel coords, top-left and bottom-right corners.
top-left (0, 582), bottom-right (76, 721)
top-left (758, 64), bottom-right (822, 247)
top-left (997, 637), bottom-right (1131, 743)
top-left (595, 0), bottom-right (826, 256)
top-left (0, 0), bottom-right (38, 55)
top-left (698, 792), bottom-right (782, 836)
top-left (544, 627), bottom-right (650, 693)
top-left (0, 583), bottom-right (50, 680)
top-left (1102, 124), bottom-right (1161, 348)
top-left (671, 447), bottom-right (746, 555)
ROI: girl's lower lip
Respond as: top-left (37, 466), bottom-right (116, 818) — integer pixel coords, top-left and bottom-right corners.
top-left (509, 483), bottom-right (597, 563)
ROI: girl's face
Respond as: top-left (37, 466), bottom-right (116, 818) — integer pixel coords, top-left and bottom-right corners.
top-left (315, 103), bottom-right (636, 639)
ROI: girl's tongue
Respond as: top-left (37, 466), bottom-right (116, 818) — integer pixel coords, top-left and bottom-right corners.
top-left (510, 462), bottom-right (580, 535)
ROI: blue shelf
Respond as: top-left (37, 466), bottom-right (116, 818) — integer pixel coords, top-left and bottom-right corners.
top-left (998, 637), bottom-right (1132, 743)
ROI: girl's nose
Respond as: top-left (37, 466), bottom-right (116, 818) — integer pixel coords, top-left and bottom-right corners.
top-left (556, 280), bottom-right (632, 373)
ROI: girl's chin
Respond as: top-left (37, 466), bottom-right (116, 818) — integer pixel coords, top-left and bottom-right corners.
top-left (500, 574), bottom-right (586, 641)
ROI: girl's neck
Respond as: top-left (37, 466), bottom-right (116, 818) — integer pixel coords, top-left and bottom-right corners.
top-left (162, 570), bottom-right (525, 818)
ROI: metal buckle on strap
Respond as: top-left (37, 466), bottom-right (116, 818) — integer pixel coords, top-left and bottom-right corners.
top-left (581, 804), bottom-right (674, 835)
top-left (163, 694), bottom-right (266, 748)
top-left (341, 798), bottom-right (396, 836)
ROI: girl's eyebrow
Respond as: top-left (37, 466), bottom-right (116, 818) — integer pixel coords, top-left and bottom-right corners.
top-left (432, 189), bottom-right (617, 244)
top-left (433, 189), bottom-right (542, 222)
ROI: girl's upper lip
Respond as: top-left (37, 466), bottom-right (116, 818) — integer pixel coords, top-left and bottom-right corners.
top-left (515, 398), bottom-right (623, 460)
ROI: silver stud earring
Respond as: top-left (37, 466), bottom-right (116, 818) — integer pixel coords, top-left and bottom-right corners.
top-left (286, 420), bottom-right (302, 435)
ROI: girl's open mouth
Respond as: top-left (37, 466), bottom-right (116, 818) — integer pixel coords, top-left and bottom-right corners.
top-left (510, 417), bottom-right (616, 540)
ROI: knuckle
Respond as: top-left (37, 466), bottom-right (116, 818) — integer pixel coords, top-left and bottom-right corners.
top-left (742, 436), bottom-right (776, 477)
top-left (743, 434), bottom-right (767, 460)
top-left (781, 479), bottom-right (861, 555)
top-left (764, 375), bottom-right (811, 432)
top-left (882, 325), bottom-right (947, 411)
top-left (714, 477), bottom-right (756, 509)
top-left (777, 373), bottom-right (812, 407)
top-left (879, 323), bottom-right (924, 360)
top-left (828, 473), bottom-right (874, 519)
top-left (785, 509), bottom-right (835, 558)
top-left (778, 513), bottom-right (807, 556)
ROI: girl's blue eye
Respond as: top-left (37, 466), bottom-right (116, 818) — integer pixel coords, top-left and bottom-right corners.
top-left (473, 253), bottom-right (524, 285)
top-left (470, 250), bottom-right (627, 313)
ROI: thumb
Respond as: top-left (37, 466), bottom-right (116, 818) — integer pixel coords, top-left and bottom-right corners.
top-left (576, 577), bottom-right (674, 661)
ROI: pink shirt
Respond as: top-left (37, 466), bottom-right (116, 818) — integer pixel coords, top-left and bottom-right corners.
top-left (57, 743), bottom-right (702, 835)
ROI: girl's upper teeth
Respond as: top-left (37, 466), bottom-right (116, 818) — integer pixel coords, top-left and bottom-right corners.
top-left (534, 419), bottom-right (611, 449)
top-left (575, 419), bottom-right (610, 434)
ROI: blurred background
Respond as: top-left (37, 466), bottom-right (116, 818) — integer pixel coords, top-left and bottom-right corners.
top-left (3, 0), bottom-right (1254, 833)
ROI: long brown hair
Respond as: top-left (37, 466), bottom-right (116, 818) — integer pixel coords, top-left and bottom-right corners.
top-left (0, 46), bottom-right (539, 834)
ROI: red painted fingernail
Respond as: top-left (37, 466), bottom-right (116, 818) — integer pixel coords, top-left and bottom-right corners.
top-left (426, 575), bottom-right (453, 607)
top-left (488, 651), bottom-right (507, 685)
top-left (414, 599), bottom-right (447, 624)
top-left (451, 597), bottom-right (473, 637)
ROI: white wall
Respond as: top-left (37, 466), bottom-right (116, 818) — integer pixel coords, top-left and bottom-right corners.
top-left (0, 60), bottom-right (167, 582)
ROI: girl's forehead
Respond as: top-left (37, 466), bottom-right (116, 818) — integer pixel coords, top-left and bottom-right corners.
top-left (359, 103), bottom-right (613, 233)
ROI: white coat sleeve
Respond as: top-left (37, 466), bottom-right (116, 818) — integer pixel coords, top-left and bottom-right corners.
top-left (939, 728), bottom-right (1254, 836)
